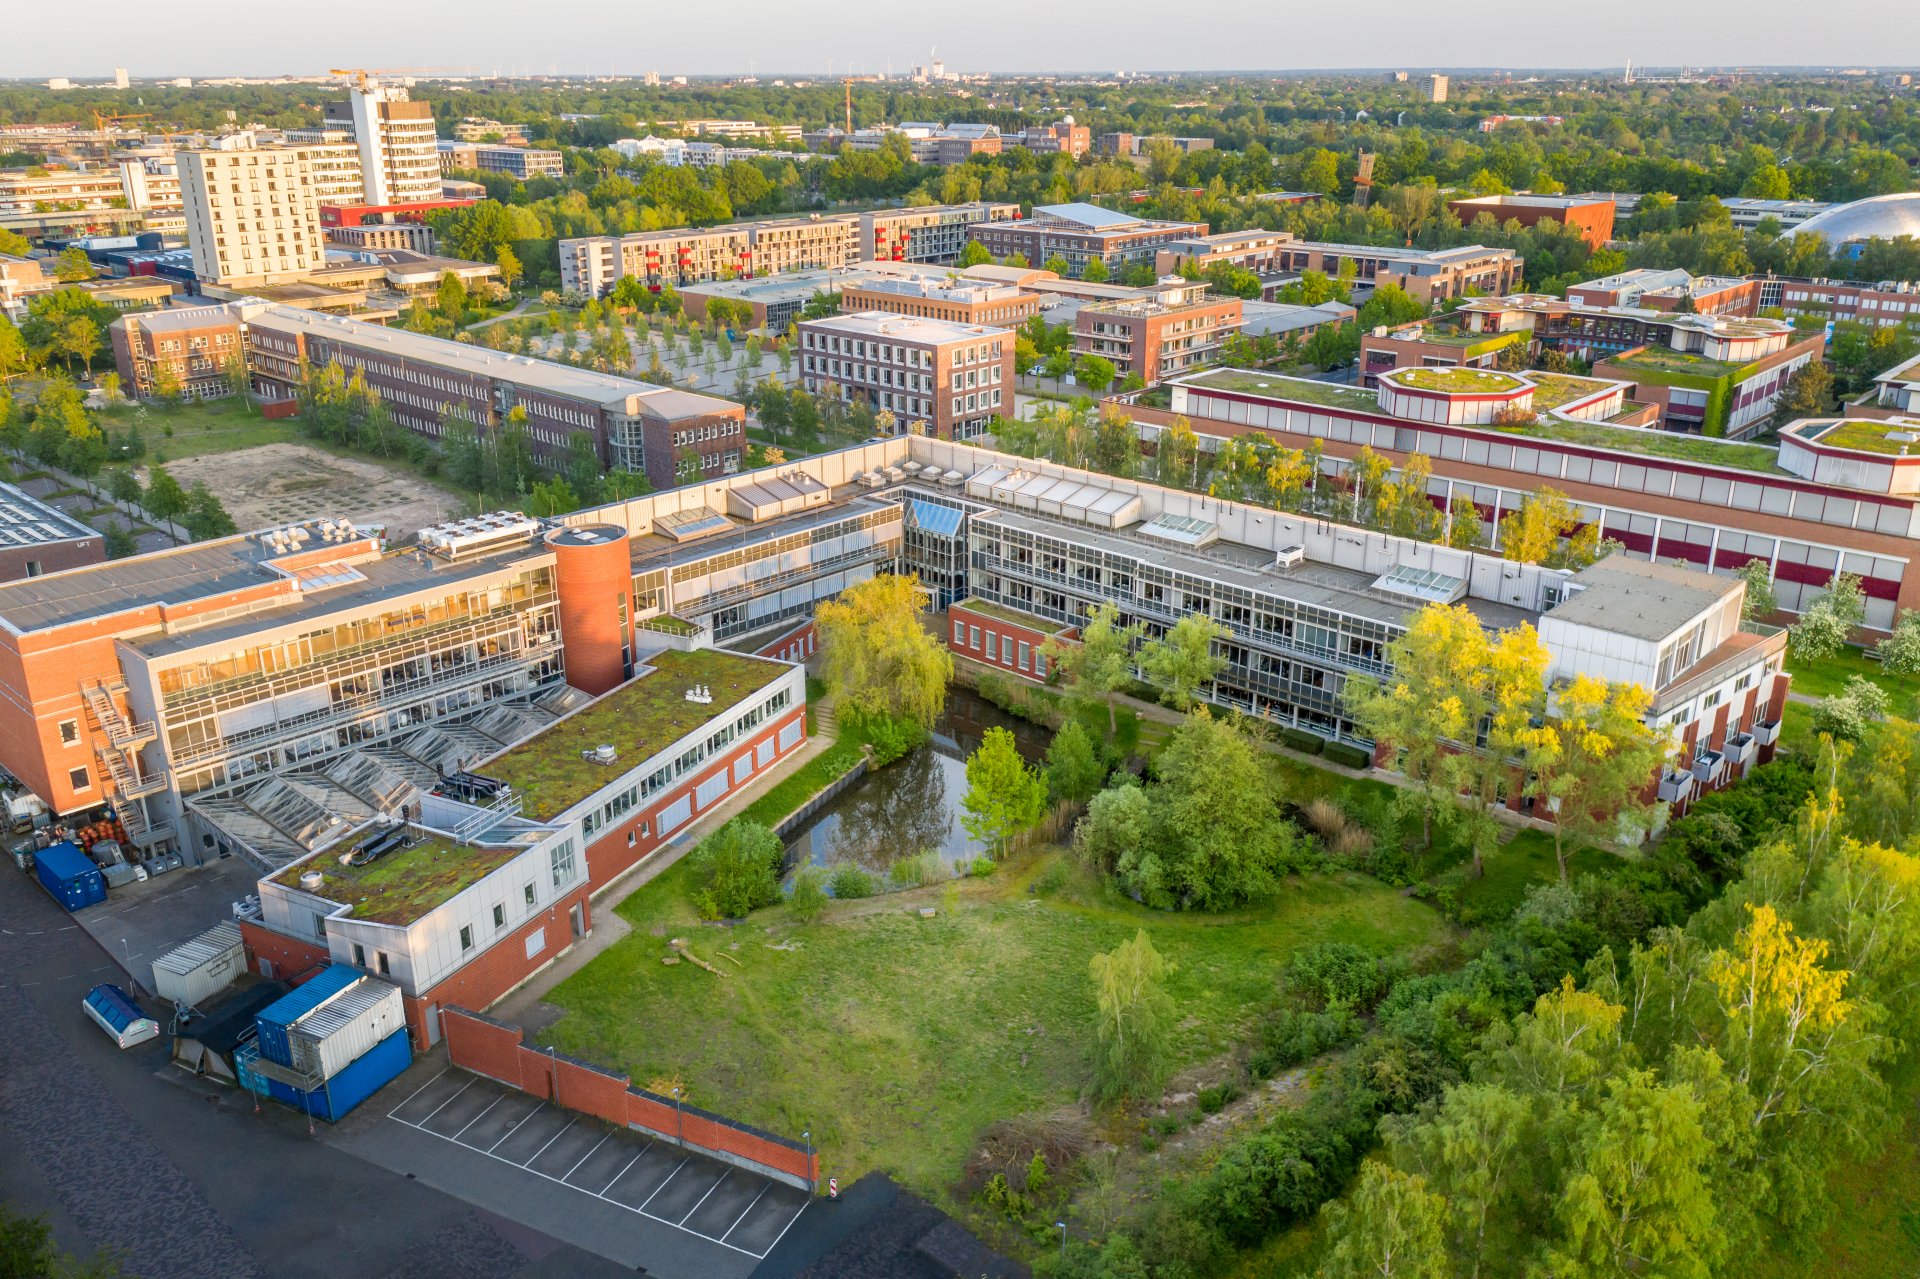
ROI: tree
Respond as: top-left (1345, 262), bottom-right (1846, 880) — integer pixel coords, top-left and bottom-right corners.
top-left (1042, 601), bottom-right (1142, 735)
top-left (1381, 183), bottom-right (1445, 246)
top-left (815, 572), bottom-right (953, 729)
top-left (962, 726), bottom-right (1048, 857)
top-left (143, 464), bottom-right (188, 537)
top-left (1156, 415), bottom-right (1198, 487)
top-left (103, 521), bottom-right (138, 559)
top-left (1450, 623), bottom-right (1552, 878)
top-left (53, 246), bottom-right (95, 283)
top-left (221, 352), bottom-right (249, 398)
top-left (1081, 256), bottom-right (1110, 283)
top-left (435, 270), bottom-right (469, 319)
top-left (527, 475), bottom-right (580, 517)
top-left (493, 243), bottom-right (524, 290)
top-left (1771, 359), bottom-right (1833, 428)
top-left (1877, 609), bottom-right (1920, 676)
top-left (1138, 614), bottom-right (1228, 711)
top-left (1123, 709), bottom-right (1292, 909)
top-left (957, 240), bottom-right (993, 268)
top-left (1811, 674), bottom-right (1890, 742)
top-left (106, 467), bottom-right (141, 506)
top-left (1319, 1163), bottom-right (1451, 1279)
top-left (1736, 558), bottom-right (1777, 621)
top-left (787, 865), bottom-right (828, 923)
top-left (1530, 675), bottom-right (1667, 880)
top-left (689, 819), bottom-right (784, 919)
top-left (1788, 572), bottom-right (1865, 660)
top-left (1045, 717), bottom-right (1107, 805)
top-left (1088, 930), bottom-right (1175, 1104)
top-left (1075, 354), bottom-right (1116, 394)
top-left (1043, 254), bottom-right (1073, 277)
top-left (0, 315), bottom-right (29, 383)
top-left (1498, 488), bottom-right (1584, 565)
top-left (182, 482), bottom-right (238, 540)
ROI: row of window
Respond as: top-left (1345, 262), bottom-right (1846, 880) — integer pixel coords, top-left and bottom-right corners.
top-left (953, 619), bottom-right (1049, 677)
top-left (579, 686), bottom-right (794, 836)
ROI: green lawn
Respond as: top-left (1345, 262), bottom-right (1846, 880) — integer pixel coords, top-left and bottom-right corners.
top-left (1787, 645), bottom-right (1918, 707)
top-left (539, 852), bottom-right (1446, 1197)
top-left (99, 398), bottom-right (298, 461)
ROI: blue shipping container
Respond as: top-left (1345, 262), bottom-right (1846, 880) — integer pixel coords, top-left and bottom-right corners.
top-left (34, 842), bottom-right (105, 912)
top-left (254, 964), bottom-right (365, 1067)
top-left (263, 1027), bottom-right (411, 1122)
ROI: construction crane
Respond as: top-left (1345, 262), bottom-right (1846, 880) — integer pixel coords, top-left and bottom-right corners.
top-left (91, 111), bottom-right (150, 132)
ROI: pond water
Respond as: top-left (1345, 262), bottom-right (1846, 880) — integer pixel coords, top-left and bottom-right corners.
top-left (783, 686), bottom-right (1053, 878)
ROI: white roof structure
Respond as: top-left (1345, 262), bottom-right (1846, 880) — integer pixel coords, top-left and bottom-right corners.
top-left (965, 465), bottom-right (1141, 528)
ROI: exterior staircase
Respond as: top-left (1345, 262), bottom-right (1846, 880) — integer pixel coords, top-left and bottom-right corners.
top-left (80, 680), bottom-right (173, 849)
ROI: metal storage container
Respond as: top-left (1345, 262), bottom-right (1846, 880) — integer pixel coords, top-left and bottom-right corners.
top-left (264, 1027), bottom-right (412, 1122)
top-left (152, 922), bottom-right (248, 1009)
top-left (288, 978), bottom-right (405, 1079)
top-left (254, 964), bottom-right (366, 1067)
top-left (34, 842), bottom-right (105, 912)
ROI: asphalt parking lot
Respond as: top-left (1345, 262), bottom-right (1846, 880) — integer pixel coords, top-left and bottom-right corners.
top-left (381, 1068), bottom-right (810, 1276)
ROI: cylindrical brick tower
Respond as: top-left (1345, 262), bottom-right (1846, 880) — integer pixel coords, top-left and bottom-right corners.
top-left (548, 524), bottom-right (632, 697)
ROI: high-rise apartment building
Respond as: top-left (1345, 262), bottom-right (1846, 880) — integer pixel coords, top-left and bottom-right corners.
top-left (1427, 74), bottom-right (1450, 103)
top-left (322, 77), bottom-right (442, 205)
top-left (280, 127), bottom-right (370, 204)
top-left (177, 143), bottom-right (324, 287)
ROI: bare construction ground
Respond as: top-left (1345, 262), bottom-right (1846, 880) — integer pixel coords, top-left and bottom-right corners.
top-left (158, 443), bottom-right (462, 540)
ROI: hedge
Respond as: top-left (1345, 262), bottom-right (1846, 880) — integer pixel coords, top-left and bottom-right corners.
top-left (1324, 741), bottom-right (1373, 770)
top-left (1280, 727), bottom-right (1326, 754)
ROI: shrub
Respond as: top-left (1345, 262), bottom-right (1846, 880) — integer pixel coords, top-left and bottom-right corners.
top-left (1302, 796), bottom-right (1348, 838)
top-left (854, 708), bottom-right (929, 766)
top-left (787, 865), bottom-right (828, 923)
top-left (888, 849), bottom-right (948, 888)
top-left (1196, 1081), bottom-right (1241, 1113)
top-left (688, 820), bottom-right (784, 920)
top-left (827, 864), bottom-right (879, 899)
top-left (1324, 741), bottom-right (1373, 769)
top-left (1280, 727), bottom-right (1325, 754)
top-left (1286, 942), bottom-right (1393, 1012)
top-left (1249, 1007), bottom-right (1361, 1078)
top-left (970, 856), bottom-right (997, 877)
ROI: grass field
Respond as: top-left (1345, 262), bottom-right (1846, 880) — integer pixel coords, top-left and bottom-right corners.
top-left (1787, 644), bottom-right (1919, 708)
top-left (99, 398), bottom-right (298, 460)
top-left (538, 852), bottom-right (1447, 1198)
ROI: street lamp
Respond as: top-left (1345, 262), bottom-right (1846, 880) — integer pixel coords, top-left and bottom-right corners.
top-left (803, 1129), bottom-right (813, 1189)
top-left (1057, 1222), bottom-right (1067, 1260)
top-left (673, 1085), bottom-right (684, 1144)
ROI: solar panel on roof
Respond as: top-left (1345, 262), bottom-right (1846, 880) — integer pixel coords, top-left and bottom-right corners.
top-left (1138, 512), bottom-right (1221, 548)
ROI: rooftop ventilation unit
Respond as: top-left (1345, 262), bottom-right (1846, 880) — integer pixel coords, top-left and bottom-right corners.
top-left (582, 744), bottom-right (619, 765)
top-left (417, 511), bottom-right (542, 560)
top-left (1273, 544), bottom-right (1305, 570)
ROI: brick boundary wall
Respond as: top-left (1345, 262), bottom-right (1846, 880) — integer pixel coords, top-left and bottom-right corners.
top-left (442, 1006), bottom-right (819, 1191)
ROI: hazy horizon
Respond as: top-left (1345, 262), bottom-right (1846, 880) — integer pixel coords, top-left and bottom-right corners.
top-left (5, 1), bottom-right (1918, 84)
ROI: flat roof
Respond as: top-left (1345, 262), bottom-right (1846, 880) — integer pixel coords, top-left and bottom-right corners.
top-left (1547, 557), bottom-right (1738, 642)
top-left (0, 481), bottom-right (99, 551)
top-left (273, 830), bottom-right (530, 927)
top-left (483, 647), bottom-right (788, 821)
top-left (0, 537), bottom-right (278, 634)
top-left (248, 305), bottom-right (735, 417)
top-left (112, 303), bottom-right (238, 334)
top-left (1803, 417), bottom-right (1920, 456)
top-left (1450, 194), bottom-right (1612, 210)
top-left (1031, 202), bottom-right (1148, 230)
top-left (803, 311), bottom-right (1004, 342)
top-left (1178, 368), bottom-right (1379, 411)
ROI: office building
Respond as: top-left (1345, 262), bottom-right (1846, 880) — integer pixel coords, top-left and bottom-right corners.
top-left (1095, 132), bottom-right (1135, 157)
top-left (558, 203), bottom-right (1018, 297)
top-left (798, 312), bottom-right (1011, 440)
top-left (110, 303), bottom-right (250, 400)
top-left (1426, 74), bottom-right (1449, 102)
top-left (1754, 274), bottom-right (1920, 330)
top-left (321, 76), bottom-right (442, 206)
top-left (1721, 198), bottom-right (1834, 231)
top-left (1072, 279), bottom-right (1242, 384)
top-left (245, 306), bottom-right (743, 487)
top-left (177, 143), bottom-right (325, 287)
top-left (1007, 117), bottom-right (1090, 158)
top-left (841, 276), bottom-right (1042, 328)
top-left (1447, 194), bottom-right (1616, 251)
top-left (967, 203), bottom-right (1209, 276)
top-left (1566, 268), bottom-right (1757, 316)
top-left (436, 141), bottom-right (565, 180)
top-left (112, 68), bottom-right (130, 90)
top-left (0, 482), bottom-right (104, 583)
top-left (1155, 230), bottom-right (1523, 304)
top-left (452, 118), bottom-right (531, 145)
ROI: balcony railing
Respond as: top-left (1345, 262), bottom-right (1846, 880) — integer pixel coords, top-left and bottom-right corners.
top-left (1690, 750), bottom-right (1727, 786)
top-left (1657, 770), bottom-right (1696, 804)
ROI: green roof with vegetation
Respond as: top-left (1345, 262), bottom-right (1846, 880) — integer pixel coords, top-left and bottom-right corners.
top-left (1605, 346), bottom-right (1742, 380)
top-left (1525, 373), bottom-right (1616, 410)
top-left (1182, 369), bottom-right (1379, 411)
top-left (1499, 417), bottom-right (1785, 473)
top-left (1387, 367), bottom-right (1526, 394)
top-left (487, 647), bottom-right (786, 820)
top-left (276, 835), bottom-right (525, 927)
top-left (1806, 418), bottom-right (1920, 456)
top-left (955, 597), bottom-right (1067, 632)
top-left (641, 614), bottom-right (703, 636)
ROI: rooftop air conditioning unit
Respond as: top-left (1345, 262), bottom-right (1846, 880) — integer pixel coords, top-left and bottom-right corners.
top-left (582, 744), bottom-right (618, 765)
top-left (299, 871), bottom-right (324, 891)
top-left (1274, 544), bottom-right (1305, 570)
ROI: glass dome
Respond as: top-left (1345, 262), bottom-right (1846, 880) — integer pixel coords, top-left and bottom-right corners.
top-left (1788, 192), bottom-right (1920, 245)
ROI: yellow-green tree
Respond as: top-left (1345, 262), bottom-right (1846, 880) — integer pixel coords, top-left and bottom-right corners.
top-left (1446, 622), bottom-right (1552, 877)
top-left (1264, 444), bottom-right (1314, 513)
top-left (1042, 601), bottom-right (1142, 735)
top-left (1348, 444), bottom-right (1392, 524)
top-left (1376, 452), bottom-right (1443, 541)
top-left (1319, 1162), bottom-right (1451, 1279)
top-left (1497, 487), bottom-right (1580, 565)
top-left (1530, 674), bottom-right (1668, 881)
top-left (815, 572), bottom-right (953, 728)
top-left (1089, 929), bottom-right (1176, 1104)
top-left (1138, 614), bottom-right (1228, 711)
top-left (1156, 414), bottom-right (1199, 488)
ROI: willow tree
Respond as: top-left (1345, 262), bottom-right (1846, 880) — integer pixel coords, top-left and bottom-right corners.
top-left (814, 572), bottom-right (952, 729)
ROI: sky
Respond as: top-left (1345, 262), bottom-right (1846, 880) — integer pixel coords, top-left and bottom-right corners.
top-left (4, 1), bottom-right (1919, 81)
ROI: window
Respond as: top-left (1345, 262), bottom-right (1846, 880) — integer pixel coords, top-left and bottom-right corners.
top-left (969, 625), bottom-right (980, 649)
top-left (68, 767), bottom-right (90, 792)
top-left (492, 903), bottom-right (506, 930)
top-left (459, 924), bottom-right (474, 952)
top-left (550, 838), bottom-right (578, 887)
top-left (986, 632), bottom-right (998, 661)
top-left (1018, 641), bottom-right (1031, 671)
top-left (58, 720), bottom-right (78, 746)
top-left (352, 943), bottom-right (366, 967)
top-left (377, 952), bottom-right (390, 976)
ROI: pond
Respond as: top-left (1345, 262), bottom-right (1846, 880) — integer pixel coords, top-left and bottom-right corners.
top-left (783, 685), bottom-right (1053, 880)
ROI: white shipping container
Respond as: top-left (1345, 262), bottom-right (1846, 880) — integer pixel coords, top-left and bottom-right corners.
top-left (288, 979), bottom-right (406, 1079)
top-left (151, 922), bottom-right (247, 1008)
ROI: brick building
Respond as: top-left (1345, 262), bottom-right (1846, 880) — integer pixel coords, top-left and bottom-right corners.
top-left (840, 275), bottom-right (1042, 328)
top-left (1072, 279), bottom-right (1242, 384)
top-left (0, 482), bottom-right (103, 583)
top-left (1446, 194), bottom-right (1617, 251)
top-left (1155, 230), bottom-right (1523, 304)
top-left (967, 203), bottom-right (1208, 275)
top-left (109, 303), bottom-right (249, 400)
top-left (799, 312), bottom-right (1011, 440)
top-left (245, 305), bottom-right (743, 487)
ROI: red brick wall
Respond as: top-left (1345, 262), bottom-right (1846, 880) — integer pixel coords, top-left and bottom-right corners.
top-left (442, 1007), bottom-right (819, 1186)
top-left (406, 884), bottom-right (593, 1047)
top-left (948, 604), bottom-right (1058, 683)
top-left (752, 620), bottom-right (816, 664)
top-left (580, 705), bottom-right (807, 892)
top-left (239, 919), bottom-right (331, 983)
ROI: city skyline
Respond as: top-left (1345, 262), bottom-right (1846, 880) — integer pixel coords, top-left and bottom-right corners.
top-left (4, 1), bottom-right (1919, 81)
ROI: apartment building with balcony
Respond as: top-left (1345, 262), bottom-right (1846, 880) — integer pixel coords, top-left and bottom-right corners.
top-left (1153, 231), bottom-right (1524, 305)
top-left (244, 306), bottom-right (743, 488)
top-left (559, 204), bottom-right (1018, 296)
top-left (798, 313), bottom-right (1011, 440)
top-left (110, 303), bottom-right (249, 400)
top-left (967, 203), bottom-right (1207, 275)
top-left (1073, 280), bottom-right (1241, 384)
top-left (325, 78), bottom-right (442, 205)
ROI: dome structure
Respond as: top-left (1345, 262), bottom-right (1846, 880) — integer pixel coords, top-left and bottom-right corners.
top-left (1788, 192), bottom-right (1920, 245)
